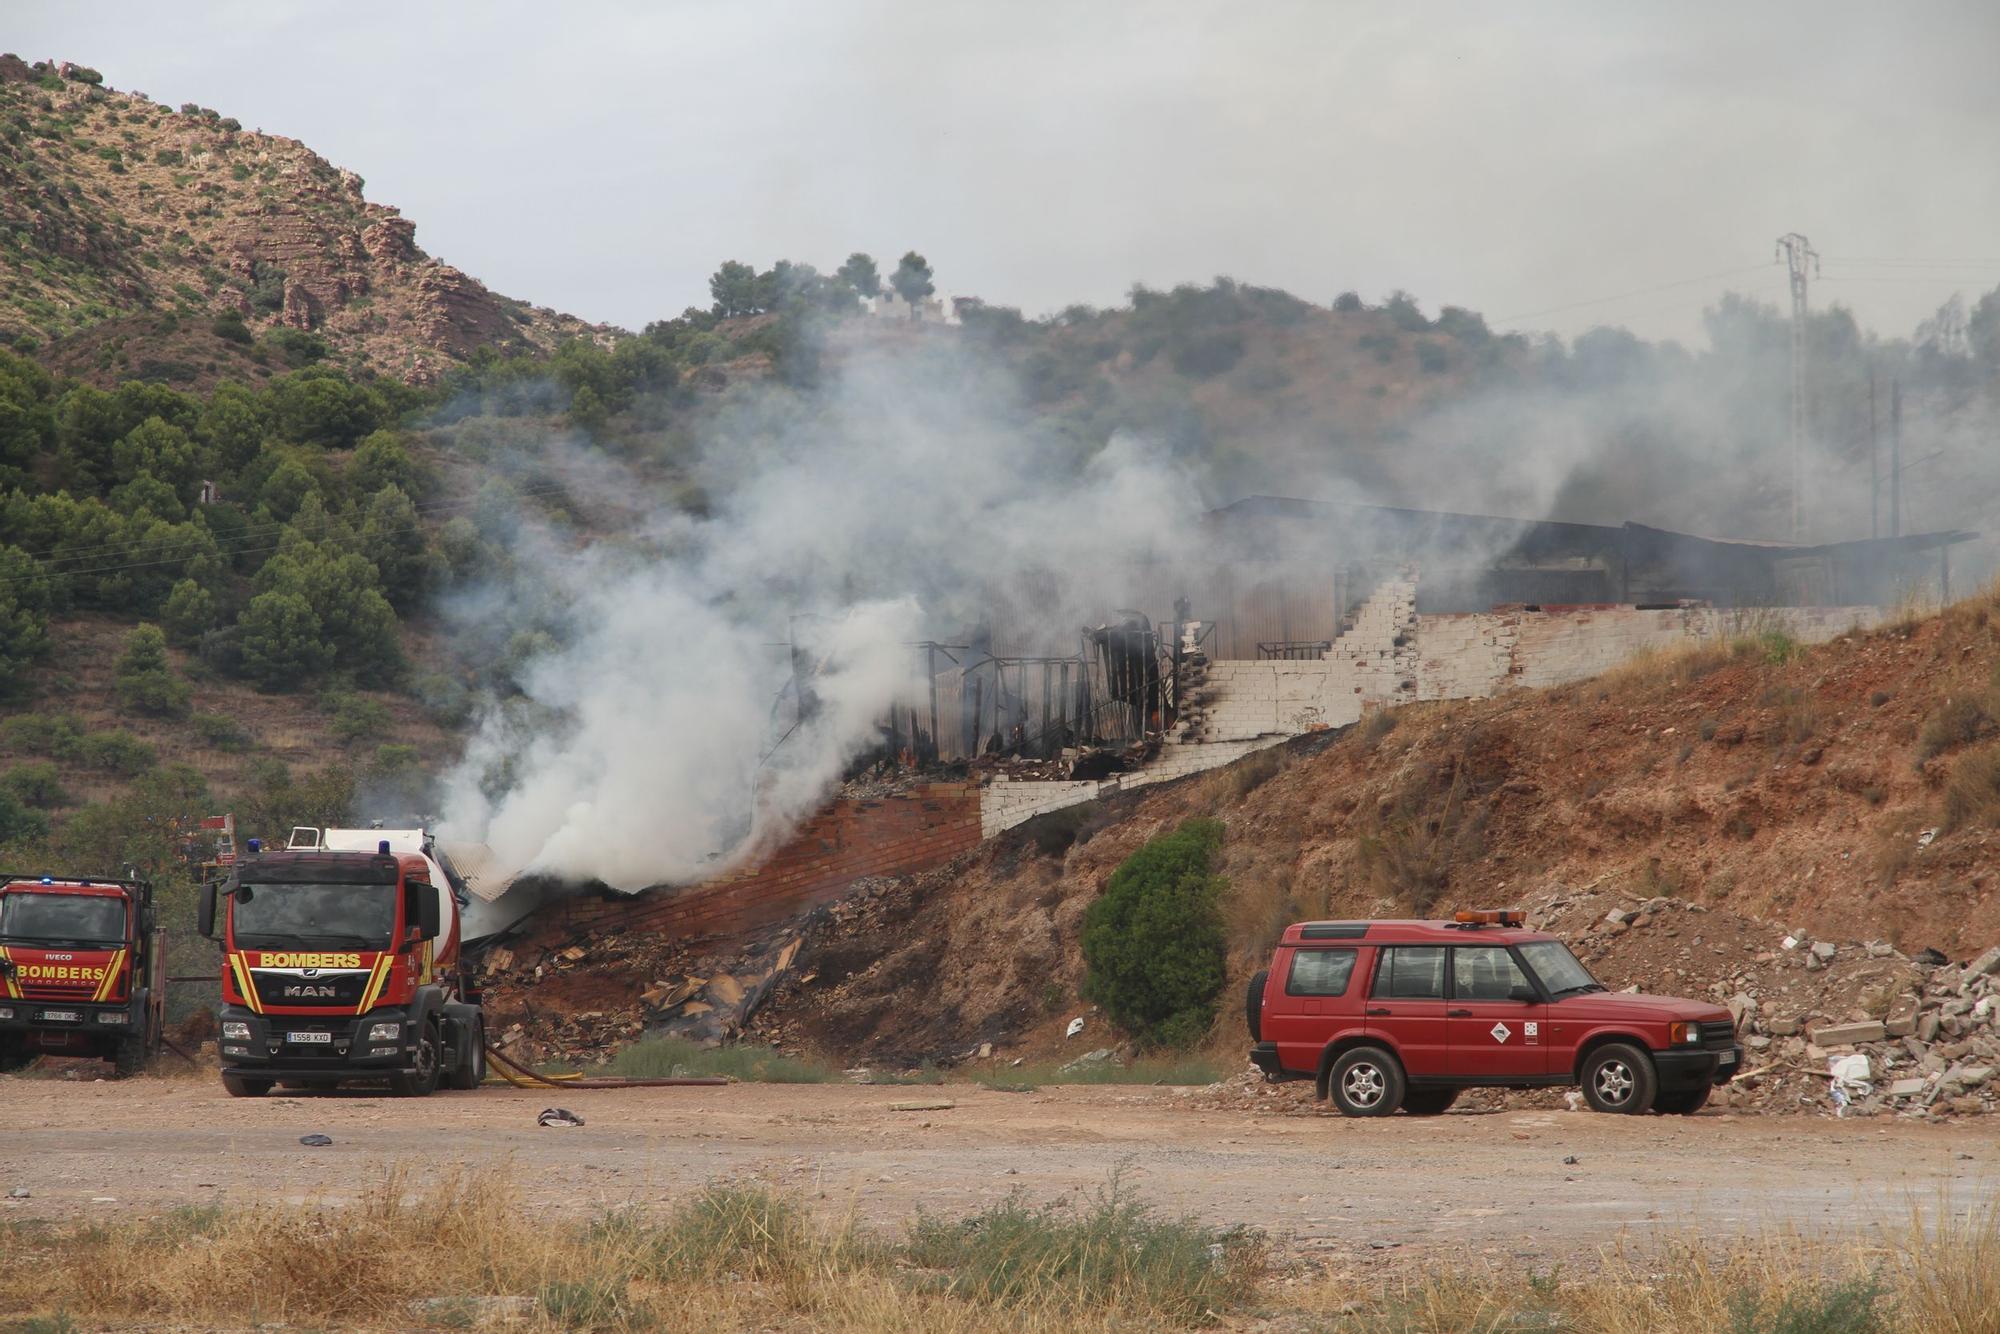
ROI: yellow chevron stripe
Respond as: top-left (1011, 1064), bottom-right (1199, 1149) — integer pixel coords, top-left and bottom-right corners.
top-left (358, 954), bottom-right (393, 1012)
top-left (93, 949), bottom-right (126, 1003)
top-left (0, 947), bottom-right (16, 1000)
top-left (228, 952), bottom-right (261, 1014)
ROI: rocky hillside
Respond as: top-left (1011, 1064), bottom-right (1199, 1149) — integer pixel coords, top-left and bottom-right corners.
top-left (0, 55), bottom-right (608, 387)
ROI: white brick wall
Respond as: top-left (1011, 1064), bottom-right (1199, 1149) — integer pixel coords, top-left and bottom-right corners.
top-left (977, 580), bottom-right (1882, 844)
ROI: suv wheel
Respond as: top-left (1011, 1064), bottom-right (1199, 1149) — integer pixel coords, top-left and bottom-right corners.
top-left (1581, 1042), bottom-right (1657, 1114)
top-left (1245, 970), bottom-right (1269, 1042)
top-left (1328, 1046), bottom-right (1405, 1117)
top-left (1653, 1086), bottom-right (1710, 1115)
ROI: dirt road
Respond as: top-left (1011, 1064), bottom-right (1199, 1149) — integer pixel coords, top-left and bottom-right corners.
top-left (4, 1075), bottom-right (1994, 1266)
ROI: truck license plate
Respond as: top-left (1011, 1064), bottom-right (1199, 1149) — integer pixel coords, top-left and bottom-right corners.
top-left (39, 1010), bottom-right (80, 1023)
top-left (287, 1030), bottom-right (333, 1044)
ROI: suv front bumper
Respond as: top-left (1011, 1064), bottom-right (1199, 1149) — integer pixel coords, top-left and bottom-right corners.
top-left (1655, 1043), bottom-right (1745, 1090)
top-left (218, 1006), bottom-right (421, 1079)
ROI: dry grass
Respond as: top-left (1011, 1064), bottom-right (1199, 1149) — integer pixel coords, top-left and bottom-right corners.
top-left (1942, 743), bottom-right (2000, 831)
top-left (4, 1169), bottom-right (1997, 1332)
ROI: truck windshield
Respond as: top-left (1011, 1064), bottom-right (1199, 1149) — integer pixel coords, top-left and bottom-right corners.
top-left (0, 892), bottom-right (127, 946)
top-left (231, 882), bottom-right (396, 951)
top-left (1518, 940), bottom-right (1605, 997)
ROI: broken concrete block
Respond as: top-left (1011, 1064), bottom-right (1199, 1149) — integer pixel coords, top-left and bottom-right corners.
top-left (1918, 1013), bottom-right (1943, 1043)
top-left (1604, 908), bottom-right (1632, 926)
top-left (1811, 940), bottom-right (1838, 961)
top-left (1810, 1020), bottom-right (1888, 1046)
top-left (1968, 946), bottom-right (2000, 977)
top-left (1889, 1077), bottom-right (1930, 1097)
top-left (1957, 1065), bottom-right (1994, 1088)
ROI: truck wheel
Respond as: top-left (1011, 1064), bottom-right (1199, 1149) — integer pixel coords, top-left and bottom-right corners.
top-left (1328, 1046), bottom-right (1405, 1117)
top-left (221, 1074), bottom-right (273, 1098)
top-left (113, 1035), bottom-right (150, 1079)
top-left (0, 1045), bottom-right (33, 1074)
top-left (1245, 969), bottom-right (1269, 1041)
top-left (1581, 1043), bottom-right (1657, 1114)
top-left (390, 1019), bottom-right (442, 1097)
top-left (1401, 1088), bottom-right (1458, 1116)
top-left (446, 1017), bottom-right (486, 1091)
top-left (1653, 1086), bottom-right (1710, 1115)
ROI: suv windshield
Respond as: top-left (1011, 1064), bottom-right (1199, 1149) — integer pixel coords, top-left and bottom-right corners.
top-left (0, 891), bottom-right (127, 946)
top-left (231, 882), bottom-right (395, 951)
top-left (1519, 939), bottom-right (1604, 997)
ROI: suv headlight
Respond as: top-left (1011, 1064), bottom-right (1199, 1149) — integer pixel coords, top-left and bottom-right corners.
top-left (1667, 1021), bottom-right (1700, 1045)
top-left (367, 1021), bottom-right (402, 1042)
top-left (222, 1021), bottom-right (251, 1040)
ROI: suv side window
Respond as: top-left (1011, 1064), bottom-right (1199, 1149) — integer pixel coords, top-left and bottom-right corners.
top-left (1286, 948), bottom-right (1357, 996)
top-left (1451, 945), bottom-right (1532, 1001)
top-left (1370, 945), bottom-right (1446, 999)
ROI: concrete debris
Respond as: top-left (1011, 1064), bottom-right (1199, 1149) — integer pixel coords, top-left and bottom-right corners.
top-left (888, 1099), bottom-right (956, 1112)
top-left (1811, 1020), bottom-right (1888, 1046)
top-left (1060, 1047), bottom-right (1117, 1073)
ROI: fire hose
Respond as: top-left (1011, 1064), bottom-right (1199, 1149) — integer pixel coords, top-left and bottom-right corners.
top-left (482, 1041), bottom-right (727, 1090)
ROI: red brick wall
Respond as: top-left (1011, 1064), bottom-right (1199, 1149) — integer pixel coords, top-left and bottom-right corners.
top-left (538, 783), bottom-right (981, 941)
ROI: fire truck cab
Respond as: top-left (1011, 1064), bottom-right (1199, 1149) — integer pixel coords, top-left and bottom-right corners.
top-left (0, 874), bottom-right (164, 1075)
top-left (200, 828), bottom-right (484, 1098)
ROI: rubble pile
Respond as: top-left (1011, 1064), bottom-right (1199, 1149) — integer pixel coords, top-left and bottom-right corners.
top-left (478, 919), bottom-right (811, 1066)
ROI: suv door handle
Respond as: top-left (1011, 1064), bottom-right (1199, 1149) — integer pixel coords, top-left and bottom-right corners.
top-left (1365, 1007), bottom-right (1391, 1016)
top-left (1447, 1008), bottom-right (1473, 1017)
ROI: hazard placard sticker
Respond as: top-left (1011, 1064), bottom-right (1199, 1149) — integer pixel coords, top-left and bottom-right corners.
top-left (1525, 1021), bottom-right (1540, 1044)
top-left (1490, 1021), bottom-right (1512, 1043)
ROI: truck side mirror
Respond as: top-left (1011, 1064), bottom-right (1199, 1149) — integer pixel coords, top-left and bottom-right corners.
top-left (198, 881), bottom-right (217, 939)
top-left (1509, 984), bottom-right (1538, 1003)
top-left (411, 883), bottom-right (441, 941)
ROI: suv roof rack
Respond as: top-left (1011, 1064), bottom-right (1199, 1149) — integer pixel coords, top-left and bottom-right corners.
top-left (1298, 922), bottom-right (1369, 939)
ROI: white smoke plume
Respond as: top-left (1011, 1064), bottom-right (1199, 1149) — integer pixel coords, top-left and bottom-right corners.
top-left (435, 344), bottom-right (1203, 890)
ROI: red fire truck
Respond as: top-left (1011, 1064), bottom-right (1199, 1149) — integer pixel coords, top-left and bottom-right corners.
top-left (0, 874), bottom-right (165, 1075)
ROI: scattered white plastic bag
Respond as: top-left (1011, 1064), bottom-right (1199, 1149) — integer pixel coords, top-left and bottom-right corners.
top-left (1064, 1017), bottom-right (1085, 1039)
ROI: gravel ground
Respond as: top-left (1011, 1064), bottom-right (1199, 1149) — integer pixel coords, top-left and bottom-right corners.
top-left (3, 1072), bottom-right (1995, 1268)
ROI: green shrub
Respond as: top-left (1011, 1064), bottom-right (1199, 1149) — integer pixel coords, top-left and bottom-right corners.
top-left (189, 711), bottom-right (249, 751)
top-left (644, 1185), bottom-right (820, 1279)
top-left (904, 1174), bottom-right (1261, 1318)
top-left (1726, 1273), bottom-right (1887, 1334)
top-left (114, 623), bottom-right (192, 717)
top-left (1, 761), bottom-right (66, 809)
top-left (0, 712), bottom-right (85, 759)
top-left (79, 729), bottom-right (157, 776)
top-left (209, 310), bottom-right (252, 344)
top-left (323, 691), bottom-right (391, 744)
top-left (0, 788), bottom-right (47, 845)
top-left (1080, 819), bottom-right (1229, 1048)
top-left (161, 579), bottom-right (217, 643)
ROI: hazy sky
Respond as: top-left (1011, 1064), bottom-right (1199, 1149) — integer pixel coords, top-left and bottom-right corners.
top-left (15, 1), bottom-right (2000, 344)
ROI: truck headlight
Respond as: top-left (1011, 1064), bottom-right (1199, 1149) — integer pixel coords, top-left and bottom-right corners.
top-left (367, 1021), bottom-right (402, 1042)
top-left (0, 1007), bottom-right (12, 1021)
top-left (222, 1021), bottom-right (251, 1040)
top-left (1667, 1021), bottom-right (1700, 1045)
top-left (98, 1011), bottom-right (130, 1025)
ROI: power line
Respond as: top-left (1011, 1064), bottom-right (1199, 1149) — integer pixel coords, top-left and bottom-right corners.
top-left (1492, 262), bottom-right (1779, 326)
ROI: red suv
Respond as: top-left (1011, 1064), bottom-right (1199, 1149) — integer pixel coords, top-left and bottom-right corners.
top-left (1246, 911), bottom-right (1742, 1116)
